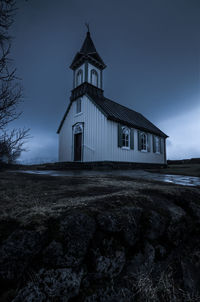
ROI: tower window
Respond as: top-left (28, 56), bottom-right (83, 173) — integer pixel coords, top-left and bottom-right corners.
top-left (90, 69), bottom-right (98, 87)
top-left (122, 127), bottom-right (130, 148)
top-left (76, 69), bottom-right (83, 86)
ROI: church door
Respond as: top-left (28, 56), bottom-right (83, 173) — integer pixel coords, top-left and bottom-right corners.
top-left (74, 133), bottom-right (82, 161)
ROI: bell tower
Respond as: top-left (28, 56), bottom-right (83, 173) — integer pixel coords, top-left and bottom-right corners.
top-left (70, 29), bottom-right (106, 90)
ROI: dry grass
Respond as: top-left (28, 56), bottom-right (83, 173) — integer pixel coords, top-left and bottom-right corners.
top-left (0, 171), bottom-right (199, 232)
top-left (134, 267), bottom-right (200, 302)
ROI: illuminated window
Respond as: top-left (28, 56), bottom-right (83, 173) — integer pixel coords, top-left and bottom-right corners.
top-left (90, 69), bottom-right (98, 86)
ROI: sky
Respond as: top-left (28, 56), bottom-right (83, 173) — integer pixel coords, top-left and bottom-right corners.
top-left (9, 0), bottom-right (200, 162)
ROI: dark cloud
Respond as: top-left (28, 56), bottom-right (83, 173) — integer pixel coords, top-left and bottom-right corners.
top-left (10, 0), bottom-right (200, 161)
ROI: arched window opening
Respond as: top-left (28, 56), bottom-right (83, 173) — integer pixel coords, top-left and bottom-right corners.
top-left (122, 127), bottom-right (130, 148)
top-left (90, 69), bottom-right (98, 87)
top-left (74, 123), bottom-right (83, 134)
top-left (76, 69), bottom-right (83, 86)
top-left (141, 132), bottom-right (147, 151)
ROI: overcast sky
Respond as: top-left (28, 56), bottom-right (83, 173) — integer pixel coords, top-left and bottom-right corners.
top-left (10, 0), bottom-right (200, 162)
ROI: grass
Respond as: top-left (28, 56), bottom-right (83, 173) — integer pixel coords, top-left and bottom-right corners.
top-left (0, 170), bottom-right (199, 235)
top-left (133, 267), bottom-right (200, 302)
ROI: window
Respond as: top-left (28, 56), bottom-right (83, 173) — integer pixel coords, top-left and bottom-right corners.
top-left (155, 136), bottom-right (160, 153)
top-left (122, 127), bottom-right (130, 148)
top-left (118, 124), bottom-right (134, 149)
top-left (141, 132), bottom-right (148, 151)
top-left (76, 99), bottom-right (81, 113)
top-left (154, 136), bottom-right (161, 153)
top-left (76, 69), bottom-right (83, 86)
top-left (74, 123), bottom-right (83, 134)
top-left (90, 69), bottom-right (98, 86)
top-left (137, 131), bottom-right (149, 152)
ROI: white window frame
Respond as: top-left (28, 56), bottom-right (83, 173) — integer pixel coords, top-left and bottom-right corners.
top-left (141, 132), bottom-right (148, 152)
top-left (122, 126), bottom-right (130, 149)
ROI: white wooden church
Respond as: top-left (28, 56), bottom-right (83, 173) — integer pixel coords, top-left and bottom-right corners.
top-left (57, 30), bottom-right (168, 164)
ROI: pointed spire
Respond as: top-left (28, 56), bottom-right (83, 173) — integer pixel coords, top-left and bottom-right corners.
top-left (80, 30), bottom-right (97, 54)
top-left (70, 29), bottom-right (106, 70)
top-left (85, 22), bottom-right (90, 33)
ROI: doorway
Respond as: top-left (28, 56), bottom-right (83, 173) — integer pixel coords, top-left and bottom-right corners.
top-left (74, 133), bottom-right (82, 161)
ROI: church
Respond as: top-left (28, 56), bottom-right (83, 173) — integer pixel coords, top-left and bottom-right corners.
top-left (57, 30), bottom-right (168, 165)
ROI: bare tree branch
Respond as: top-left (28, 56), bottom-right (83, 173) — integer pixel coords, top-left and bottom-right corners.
top-left (0, 0), bottom-right (30, 163)
top-left (0, 128), bottom-right (30, 162)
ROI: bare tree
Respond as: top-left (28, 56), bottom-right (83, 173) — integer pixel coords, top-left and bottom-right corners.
top-left (0, 0), bottom-right (30, 163)
top-left (0, 128), bottom-right (29, 163)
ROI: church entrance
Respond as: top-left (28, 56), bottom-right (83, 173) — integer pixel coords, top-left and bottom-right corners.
top-left (73, 123), bottom-right (83, 161)
top-left (74, 133), bottom-right (82, 161)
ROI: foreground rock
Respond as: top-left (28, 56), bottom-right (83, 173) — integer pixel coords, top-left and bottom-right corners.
top-left (0, 173), bottom-right (200, 301)
top-left (13, 268), bottom-right (84, 302)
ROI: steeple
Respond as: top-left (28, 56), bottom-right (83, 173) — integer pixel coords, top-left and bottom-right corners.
top-left (70, 30), bottom-right (106, 70)
top-left (70, 30), bottom-right (106, 91)
top-left (80, 30), bottom-right (97, 53)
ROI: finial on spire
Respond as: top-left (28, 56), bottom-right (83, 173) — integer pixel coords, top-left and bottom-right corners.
top-left (85, 22), bottom-right (90, 33)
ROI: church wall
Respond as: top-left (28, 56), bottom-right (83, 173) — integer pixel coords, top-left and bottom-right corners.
top-left (105, 120), bottom-right (166, 164)
top-left (58, 95), bottom-right (108, 162)
top-left (83, 96), bottom-right (107, 161)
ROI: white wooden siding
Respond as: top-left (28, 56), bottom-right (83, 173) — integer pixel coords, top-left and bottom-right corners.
top-left (106, 120), bottom-right (165, 164)
top-left (58, 96), bottom-right (166, 164)
top-left (59, 95), bottom-right (107, 162)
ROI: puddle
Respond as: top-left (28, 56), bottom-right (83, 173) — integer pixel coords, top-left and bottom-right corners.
top-left (14, 169), bottom-right (200, 187)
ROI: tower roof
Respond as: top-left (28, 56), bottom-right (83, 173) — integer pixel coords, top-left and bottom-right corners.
top-left (80, 31), bottom-right (97, 53)
top-left (70, 31), bottom-right (106, 70)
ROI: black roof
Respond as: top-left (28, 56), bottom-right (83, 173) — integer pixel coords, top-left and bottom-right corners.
top-left (80, 31), bottom-right (97, 53)
top-left (87, 92), bottom-right (168, 138)
top-left (57, 83), bottom-right (168, 138)
top-left (70, 31), bottom-right (106, 70)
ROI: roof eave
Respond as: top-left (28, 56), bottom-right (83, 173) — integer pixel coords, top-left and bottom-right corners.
top-left (57, 101), bottom-right (72, 134)
top-left (107, 116), bottom-right (168, 138)
top-left (70, 53), bottom-right (106, 70)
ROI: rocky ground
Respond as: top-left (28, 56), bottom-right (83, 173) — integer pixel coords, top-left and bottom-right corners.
top-left (0, 171), bottom-right (200, 301)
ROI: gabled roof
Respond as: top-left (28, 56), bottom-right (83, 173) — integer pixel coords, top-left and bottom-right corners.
top-left (57, 83), bottom-right (168, 138)
top-left (70, 31), bottom-right (106, 70)
top-left (87, 92), bottom-right (168, 138)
